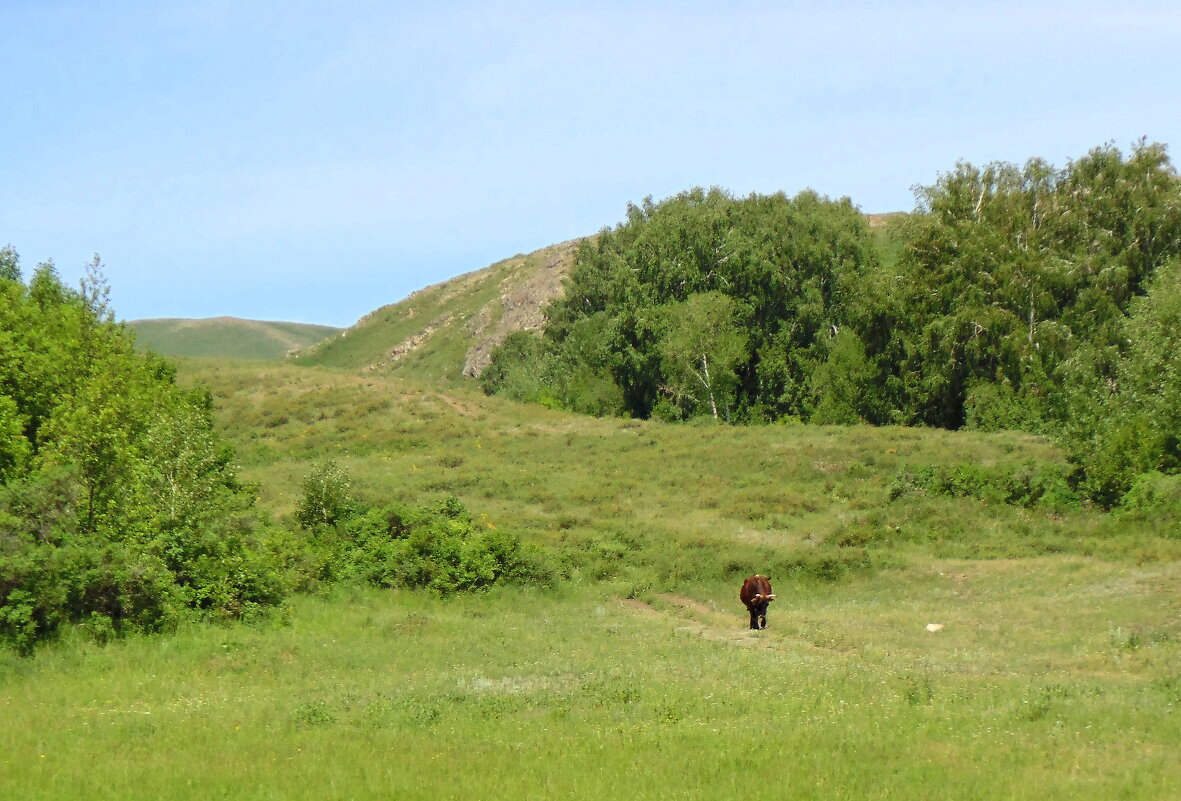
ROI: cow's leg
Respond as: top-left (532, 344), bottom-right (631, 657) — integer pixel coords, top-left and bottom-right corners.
top-left (748, 608), bottom-right (759, 630)
top-left (758, 612), bottom-right (767, 630)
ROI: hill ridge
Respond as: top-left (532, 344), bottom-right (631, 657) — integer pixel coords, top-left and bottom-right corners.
top-left (292, 238), bottom-right (583, 381)
top-left (292, 213), bottom-right (904, 382)
top-left (128, 317), bottom-right (341, 361)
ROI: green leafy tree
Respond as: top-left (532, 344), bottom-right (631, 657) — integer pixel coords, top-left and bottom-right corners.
top-left (1062, 257), bottom-right (1181, 504)
top-left (0, 395), bottom-right (31, 482)
top-left (810, 329), bottom-right (872, 425)
top-left (1, 253), bottom-right (279, 649)
top-left (0, 245), bottom-right (19, 282)
top-left (503, 187), bottom-right (876, 421)
top-left (871, 140), bottom-right (1181, 429)
top-left (657, 292), bottom-right (747, 420)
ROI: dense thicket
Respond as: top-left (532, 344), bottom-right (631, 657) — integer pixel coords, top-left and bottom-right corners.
top-left (0, 253), bottom-right (284, 651)
top-left (866, 140), bottom-right (1181, 431)
top-left (866, 141), bottom-right (1181, 503)
top-left (482, 142), bottom-right (1181, 504)
top-left (289, 461), bottom-right (551, 594)
top-left (1058, 255), bottom-right (1181, 504)
top-left (483, 188), bottom-right (877, 422)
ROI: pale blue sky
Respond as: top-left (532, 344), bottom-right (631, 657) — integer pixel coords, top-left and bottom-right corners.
top-left (3, 1), bottom-right (1178, 326)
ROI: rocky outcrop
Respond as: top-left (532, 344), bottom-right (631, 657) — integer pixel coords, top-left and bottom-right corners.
top-left (461, 238), bottom-right (580, 377)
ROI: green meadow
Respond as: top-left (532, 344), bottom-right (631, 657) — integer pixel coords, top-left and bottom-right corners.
top-left (3, 562), bottom-right (1179, 799)
top-left (3, 359), bottom-right (1179, 799)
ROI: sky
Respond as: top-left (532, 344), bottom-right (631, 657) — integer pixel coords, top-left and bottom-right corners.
top-left (3, 1), bottom-right (1179, 327)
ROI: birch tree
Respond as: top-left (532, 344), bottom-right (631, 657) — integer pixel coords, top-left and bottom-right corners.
top-left (658, 292), bottom-right (747, 420)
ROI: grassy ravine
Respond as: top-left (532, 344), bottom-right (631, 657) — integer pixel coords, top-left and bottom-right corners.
top-left (3, 359), bottom-right (1180, 799)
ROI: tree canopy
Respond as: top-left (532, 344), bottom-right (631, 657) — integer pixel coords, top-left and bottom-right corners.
top-left (865, 140), bottom-right (1181, 430)
top-left (484, 187), bottom-right (877, 422)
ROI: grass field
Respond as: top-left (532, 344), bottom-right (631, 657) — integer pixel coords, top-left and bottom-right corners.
top-left (3, 559), bottom-right (1178, 800)
top-left (4, 354), bottom-right (1180, 799)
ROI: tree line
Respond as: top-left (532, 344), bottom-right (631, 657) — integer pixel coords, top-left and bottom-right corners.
top-left (482, 141), bottom-right (1181, 505)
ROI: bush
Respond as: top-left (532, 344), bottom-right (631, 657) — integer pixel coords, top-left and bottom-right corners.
top-left (0, 260), bottom-right (288, 652)
top-left (1118, 472), bottom-right (1181, 532)
top-left (344, 502), bottom-right (552, 593)
top-left (889, 461), bottom-right (1079, 510)
top-left (296, 460), bottom-right (356, 531)
top-left (294, 461), bottom-right (554, 593)
top-left (0, 541), bottom-right (179, 653)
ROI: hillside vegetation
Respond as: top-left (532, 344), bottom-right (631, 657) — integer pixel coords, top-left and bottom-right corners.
top-left (292, 239), bottom-right (581, 383)
top-left (128, 317), bottom-right (340, 360)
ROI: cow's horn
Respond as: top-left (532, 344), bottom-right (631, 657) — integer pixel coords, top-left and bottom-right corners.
top-left (767, 594), bottom-right (777, 600)
top-left (753, 593), bottom-right (764, 601)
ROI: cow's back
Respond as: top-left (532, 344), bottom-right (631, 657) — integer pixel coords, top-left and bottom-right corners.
top-left (740, 574), bottom-right (772, 607)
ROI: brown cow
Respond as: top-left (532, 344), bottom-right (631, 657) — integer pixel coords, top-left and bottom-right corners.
top-left (740, 574), bottom-right (775, 630)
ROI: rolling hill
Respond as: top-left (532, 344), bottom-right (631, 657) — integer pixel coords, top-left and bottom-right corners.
top-left (128, 316), bottom-right (341, 360)
top-left (290, 238), bottom-right (582, 383)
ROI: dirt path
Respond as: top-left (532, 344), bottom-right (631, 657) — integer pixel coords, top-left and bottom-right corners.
top-left (616, 594), bottom-right (779, 648)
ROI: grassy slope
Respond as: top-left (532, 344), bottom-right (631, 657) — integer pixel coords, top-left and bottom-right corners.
top-left (291, 266), bottom-right (505, 381)
top-left (129, 317), bottom-right (341, 360)
top-left (292, 239), bottom-right (579, 384)
top-left (176, 360), bottom-right (1176, 562)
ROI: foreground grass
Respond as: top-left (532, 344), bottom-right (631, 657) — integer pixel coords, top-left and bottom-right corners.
top-left (3, 557), bottom-right (1179, 800)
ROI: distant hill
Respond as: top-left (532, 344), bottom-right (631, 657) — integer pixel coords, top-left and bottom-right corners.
top-left (292, 238), bottom-right (582, 383)
top-left (128, 317), bottom-right (341, 360)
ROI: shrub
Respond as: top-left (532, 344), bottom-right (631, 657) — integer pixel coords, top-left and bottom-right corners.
top-left (1118, 472), bottom-right (1181, 532)
top-left (296, 460), bottom-right (356, 531)
top-left (0, 260), bottom-right (287, 652)
top-left (0, 541), bottom-right (179, 653)
top-left (889, 461), bottom-right (1079, 510)
top-left (293, 464), bottom-right (553, 593)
